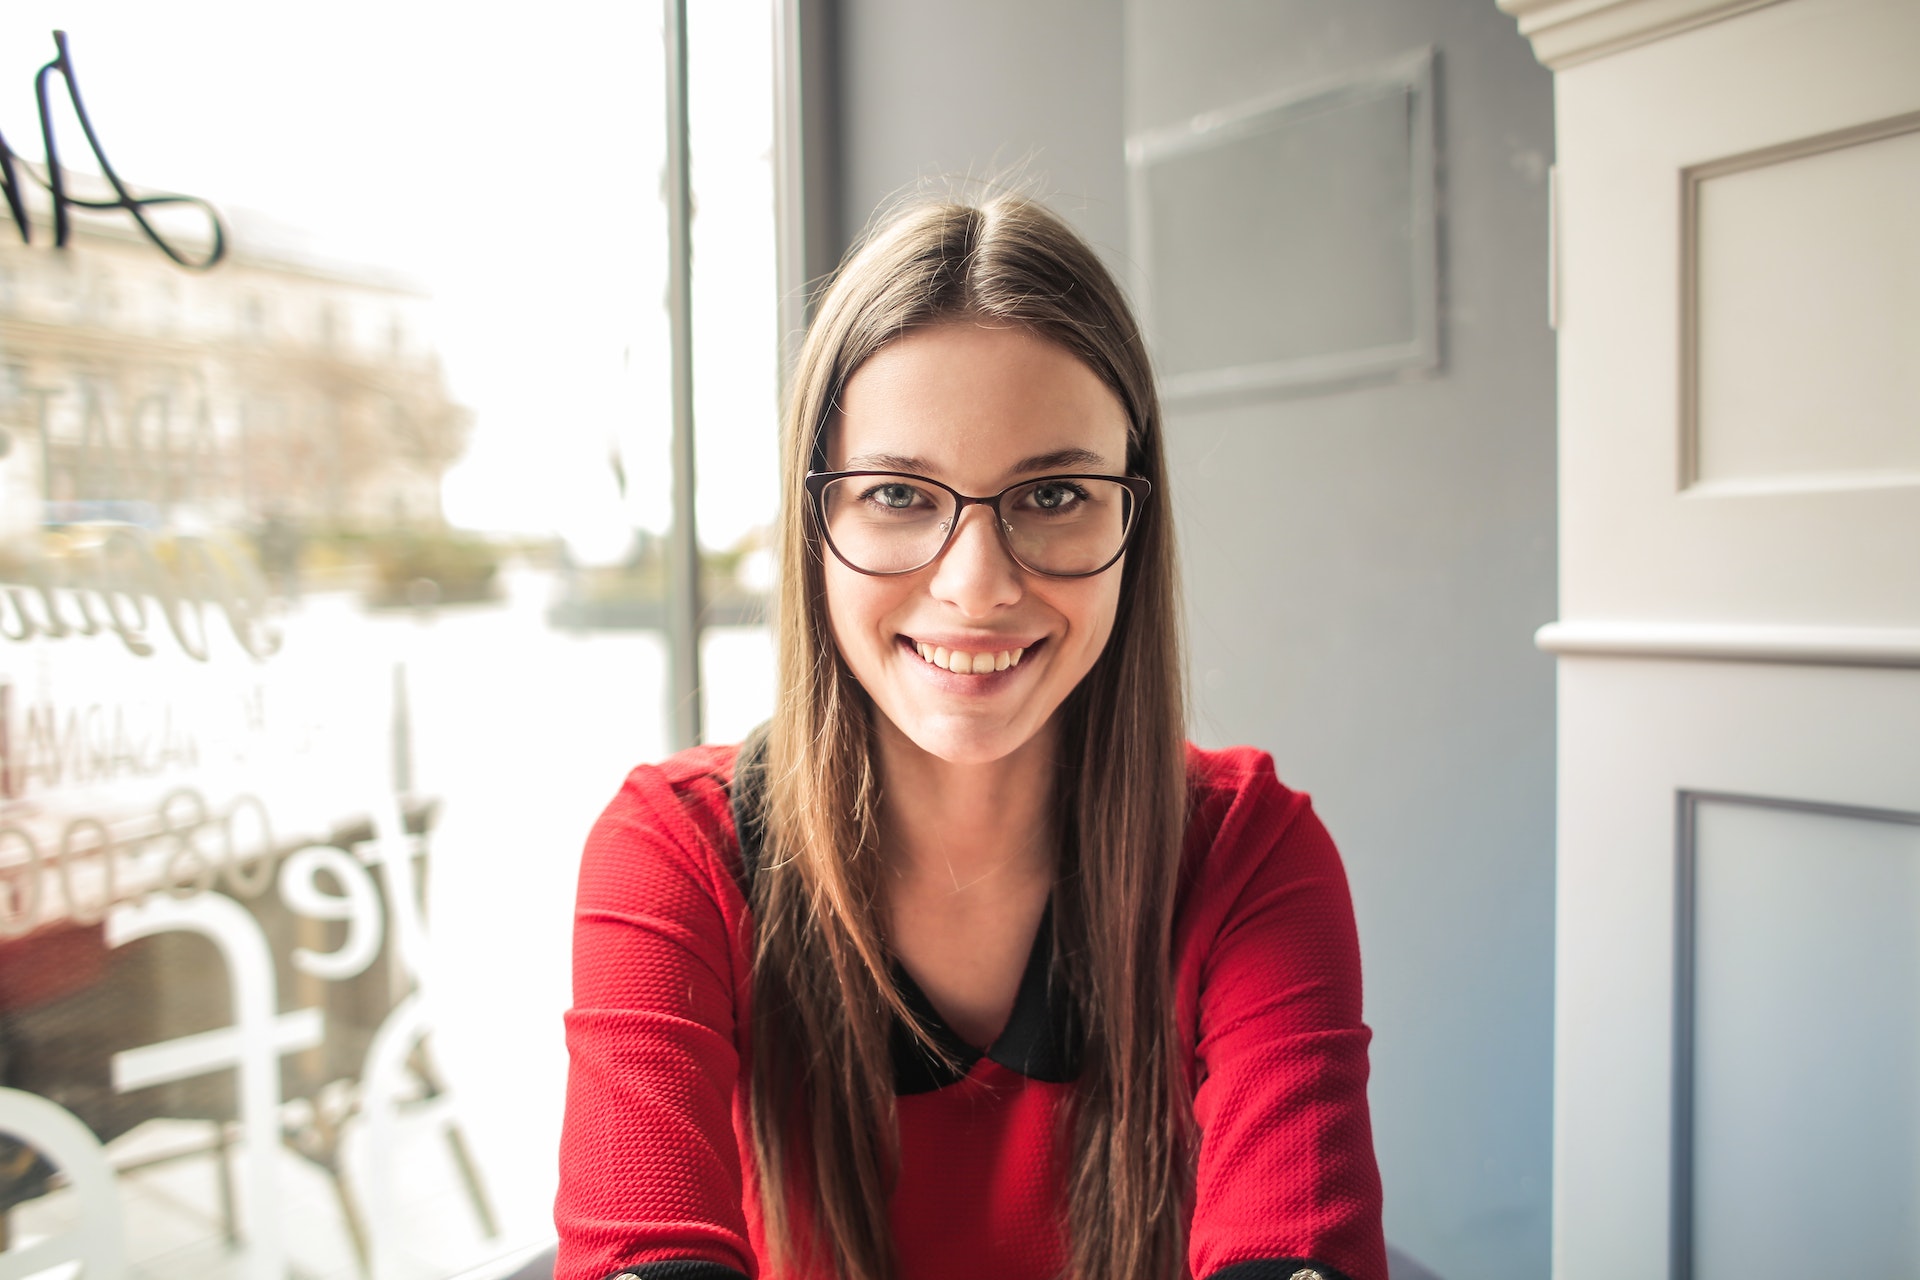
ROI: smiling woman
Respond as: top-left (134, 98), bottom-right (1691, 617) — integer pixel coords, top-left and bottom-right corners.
top-left (555, 196), bottom-right (1387, 1280)
top-left (820, 322), bottom-right (1133, 769)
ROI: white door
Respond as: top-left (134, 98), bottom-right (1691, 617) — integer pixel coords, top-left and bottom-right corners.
top-left (1500, 0), bottom-right (1920, 1275)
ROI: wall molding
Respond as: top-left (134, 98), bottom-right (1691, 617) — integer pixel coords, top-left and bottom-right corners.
top-left (1536, 619), bottom-right (1920, 667)
top-left (1127, 47), bottom-right (1438, 405)
top-left (1678, 109), bottom-right (1920, 488)
top-left (1670, 789), bottom-right (1920, 1278)
top-left (1496, 0), bottom-right (1791, 69)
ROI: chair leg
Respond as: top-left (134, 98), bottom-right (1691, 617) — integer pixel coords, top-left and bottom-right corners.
top-left (329, 1161), bottom-right (374, 1280)
top-left (405, 1040), bottom-right (500, 1240)
top-left (286, 1105), bottom-right (373, 1279)
top-left (441, 1123), bottom-right (499, 1239)
top-left (215, 1121), bottom-right (240, 1245)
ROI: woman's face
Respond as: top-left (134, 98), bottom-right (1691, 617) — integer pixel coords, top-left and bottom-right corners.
top-left (821, 321), bottom-right (1131, 767)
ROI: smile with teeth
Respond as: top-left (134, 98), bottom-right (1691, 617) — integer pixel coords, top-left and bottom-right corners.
top-left (910, 639), bottom-right (1028, 674)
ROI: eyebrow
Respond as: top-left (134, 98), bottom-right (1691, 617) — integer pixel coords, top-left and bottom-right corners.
top-left (1011, 447), bottom-right (1109, 473)
top-left (840, 447), bottom-right (1112, 476)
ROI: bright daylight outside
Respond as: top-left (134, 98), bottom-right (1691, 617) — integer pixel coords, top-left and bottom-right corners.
top-left (0, 4), bottom-right (779, 1278)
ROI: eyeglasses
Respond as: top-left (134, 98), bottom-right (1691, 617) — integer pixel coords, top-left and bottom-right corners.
top-left (805, 470), bottom-right (1150, 578)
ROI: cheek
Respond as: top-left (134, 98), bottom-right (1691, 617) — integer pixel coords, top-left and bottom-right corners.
top-left (821, 560), bottom-right (895, 663)
top-left (1064, 576), bottom-right (1125, 666)
top-left (821, 563), bottom-right (859, 659)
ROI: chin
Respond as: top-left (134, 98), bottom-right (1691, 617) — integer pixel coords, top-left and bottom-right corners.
top-left (880, 709), bottom-right (1049, 769)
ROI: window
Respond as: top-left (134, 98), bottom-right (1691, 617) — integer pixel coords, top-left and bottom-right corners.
top-left (0, 5), bottom-right (778, 1275)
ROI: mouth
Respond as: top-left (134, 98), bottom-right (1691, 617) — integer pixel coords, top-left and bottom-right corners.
top-left (899, 635), bottom-right (1036, 674)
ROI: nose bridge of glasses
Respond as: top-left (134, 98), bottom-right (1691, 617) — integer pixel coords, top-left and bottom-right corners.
top-left (915, 495), bottom-right (1009, 583)
top-left (928, 502), bottom-right (1024, 607)
top-left (945, 493), bottom-right (1013, 545)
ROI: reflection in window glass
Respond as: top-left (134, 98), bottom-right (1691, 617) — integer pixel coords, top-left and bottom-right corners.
top-left (0, 5), bottom-right (774, 1276)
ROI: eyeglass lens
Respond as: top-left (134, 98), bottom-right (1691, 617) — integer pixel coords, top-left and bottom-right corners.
top-left (819, 474), bottom-right (1134, 575)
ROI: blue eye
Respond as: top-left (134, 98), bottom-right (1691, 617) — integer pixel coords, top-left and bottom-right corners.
top-left (862, 483), bottom-right (921, 509)
top-left (1025, 481), bottom-right (1089, 512)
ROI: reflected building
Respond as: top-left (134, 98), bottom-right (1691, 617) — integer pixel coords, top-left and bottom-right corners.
top-left (0, 210), bottom-right (470, 544)
top-left (0, 202), bottom-right (506, 1276)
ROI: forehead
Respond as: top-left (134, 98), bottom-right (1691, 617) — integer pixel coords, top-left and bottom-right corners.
top-left (826, 321), bottom-right (1129, 485)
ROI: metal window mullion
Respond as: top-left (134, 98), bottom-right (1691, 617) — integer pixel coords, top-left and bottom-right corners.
top-left (663, 0), bottom-right (703, 749)
top-left (772, 0), bottom-right (842, 400)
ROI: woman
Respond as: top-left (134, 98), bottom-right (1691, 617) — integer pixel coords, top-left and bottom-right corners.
top-left (556, 195), bottom-right (1385, 1280)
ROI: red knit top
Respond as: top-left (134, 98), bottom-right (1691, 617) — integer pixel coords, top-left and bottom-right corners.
top-left (555, 741), bottom-right (1386, 1280)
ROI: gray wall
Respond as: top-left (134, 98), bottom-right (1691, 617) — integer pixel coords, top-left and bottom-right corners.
top-left (827, 3), bottom-right (1555, 1277)
top-left (836, 0), bottom-right (1128, 264)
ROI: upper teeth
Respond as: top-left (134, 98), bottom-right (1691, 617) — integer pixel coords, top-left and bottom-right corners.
top-left (914, 641), bottom-right (1026, 674)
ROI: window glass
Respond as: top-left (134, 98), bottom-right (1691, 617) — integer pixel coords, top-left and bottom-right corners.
top-left (688, 0), bottom-right (779, 744)
top-left (0, 5), bottom-right (773, 1275)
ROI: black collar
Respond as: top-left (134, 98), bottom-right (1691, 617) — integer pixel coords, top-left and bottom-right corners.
top-left (730, 728), bottom-right (1082, 1095)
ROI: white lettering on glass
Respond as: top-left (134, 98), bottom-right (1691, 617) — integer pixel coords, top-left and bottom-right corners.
top-left (278, 843), bottom-right (384, 981)
top-left (0, 1087), bottom-right (127, 1280)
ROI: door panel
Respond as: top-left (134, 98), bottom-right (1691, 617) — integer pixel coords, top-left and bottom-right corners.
top-left (1553, 0), bottom-right (1920, 629)
top-left (1513, 1), bottom-right (1920, 1273)
top-left (1555, 658), bottom-right (1920, 1278)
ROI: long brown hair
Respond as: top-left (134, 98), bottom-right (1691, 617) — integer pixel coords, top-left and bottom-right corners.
top-left (752, 194), bottom-right (1191, 1280)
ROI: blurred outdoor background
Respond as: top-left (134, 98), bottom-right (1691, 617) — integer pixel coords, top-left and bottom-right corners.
top-left (1, 3), bottom-right (777, 1277)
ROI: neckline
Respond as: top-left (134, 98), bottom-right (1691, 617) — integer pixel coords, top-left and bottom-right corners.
top-left (889, 897), bottom-right (1082, 1094)
top-left (728, 731), bottom-right (1082, 1095)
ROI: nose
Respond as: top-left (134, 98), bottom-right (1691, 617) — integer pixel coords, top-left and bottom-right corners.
top-left (927, 503), bottom-right (1023, 616)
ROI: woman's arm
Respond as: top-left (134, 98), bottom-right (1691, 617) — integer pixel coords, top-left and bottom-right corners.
top-left (1183, 752), bottom-right (1388, 1280)
top-left (556, 763), bottom-right (756, 1280)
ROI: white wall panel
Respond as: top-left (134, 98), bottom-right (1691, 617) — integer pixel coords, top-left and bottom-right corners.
top-left (1515, 0), bottom-right (1920, 1276)
top-left (1691, 123), bottom-right (1920, 489)
top-left (1552, 656), bottom-right (1920, 1280)
top-left (1687, 799), bottom-right (1920, 1277)
top-left (1554, 0), bottom-right (1920, 627)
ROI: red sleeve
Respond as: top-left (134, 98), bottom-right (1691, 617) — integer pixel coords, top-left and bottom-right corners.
top-left (554, 756), bottom-right (756, 1280)
top-left (1181, 750), bottom-right (1388, 1280)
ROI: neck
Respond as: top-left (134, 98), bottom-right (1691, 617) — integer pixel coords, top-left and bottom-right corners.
top-left (873, 715), bottom-right (1059, 900)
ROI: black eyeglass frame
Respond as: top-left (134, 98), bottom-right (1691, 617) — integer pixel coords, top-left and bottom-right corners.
top-left (804, 469), bottom-right (1152, 578)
